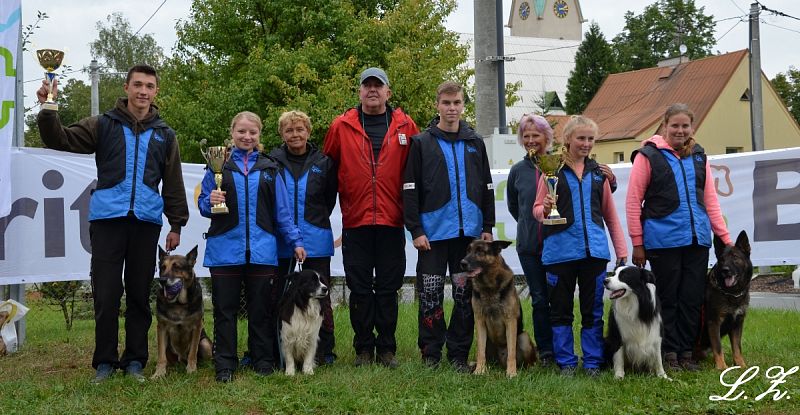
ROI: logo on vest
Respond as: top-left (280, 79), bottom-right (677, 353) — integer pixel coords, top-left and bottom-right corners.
top-left (263, 172), bottom-right (273, 182)
top-left (153, 134), bottom-right (164, 142)
top-left (695, 155), bottom-right (703, 162)
top-left (311, 165), bottom-right (322, 174)
top-left (466, 145), bottom-right (477, 153)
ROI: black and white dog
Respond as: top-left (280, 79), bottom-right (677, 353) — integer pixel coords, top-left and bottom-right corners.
top-left (604, 266), bottom-right (670, 380)
top-left (278, 270), bottom-right (329, 376)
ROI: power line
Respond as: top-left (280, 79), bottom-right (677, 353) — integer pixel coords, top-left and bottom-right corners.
top-left (134, 0), bottom-right (169, 36)
top-left (759, 2), bottom-right (800, 22)
top-left (716, 19), bottom-right (745, 42)
top-left (762, 21), bottom-right (800, 35)
top-left (501, 43), bottom-right (580, 58)
top-left (728, 0), bottom-right (747, 14)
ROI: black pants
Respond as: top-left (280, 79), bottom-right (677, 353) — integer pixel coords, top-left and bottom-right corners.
top-left (278, 257), bottom-right (336, 359)
top-left (342, 225), bottom-right (406, 355)
top-left (647, 244), bottom-right (709, 356)
top-left (416, 236), bottom-right (474, 363)
top-left (210, 264), bottom-right (279, 373)
top-left (89, 218), bottom-right (161, 370)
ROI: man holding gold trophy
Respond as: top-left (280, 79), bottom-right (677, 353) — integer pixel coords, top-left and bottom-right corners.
top-left (36, 64), bottom-right (189, 384)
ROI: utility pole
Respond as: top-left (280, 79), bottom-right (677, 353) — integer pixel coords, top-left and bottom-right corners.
top-left (749, 2), bottom-right (765, 151)
top-left (90, 60), bottom-right (99, 116)
top-left (474, 0), bottom-right (499, 137)
top-left (495, 0), bottom-right (508, 134)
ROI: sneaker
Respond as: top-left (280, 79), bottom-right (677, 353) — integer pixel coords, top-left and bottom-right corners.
top-left (216, 369), bottom-right (234, 383)
top-left (353, 351), bottom-right (374, 367)
top-left (451, 360), bottom-right (475, 374)
top-left (585, 367), bottom-right (601, 378)
top-left (423, 356), bottom-right (440, 368)
top-left (664, 352), bottom-right (682, 372)
top-left (376, 352), bottom-right (399, 369)
top-left (91, 363), bottom-right (115, 384)
top-left (125, 361), bottom-right (145, 383)
top-left (560, 366), bottom-right (577, 377)
top-left (316, 353), bottom-right (337, 366)
top-left (679, 356), bottom-right (701, 372)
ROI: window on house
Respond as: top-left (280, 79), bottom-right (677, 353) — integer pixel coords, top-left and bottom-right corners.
top-left (726, 147), bottom-right (743, 154)
top-left (613, 152), bottom-right (624, 163)
top-left (740, 89), bottom-right (751, 101)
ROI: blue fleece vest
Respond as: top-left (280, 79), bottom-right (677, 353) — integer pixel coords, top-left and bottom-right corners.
top-left (641, 147), bottom-right (711, 249)
top-left (89, 125), bottom-right (166, 224)
top-left (542, 168), bottom-right (610, 265)
top-left (277, 169), bottom-right (334, 258)
top-left (420, 138), bottom-right (483, 241)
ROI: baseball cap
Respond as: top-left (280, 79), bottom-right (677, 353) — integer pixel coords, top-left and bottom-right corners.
top-left (359, 67), bottom-right (390, 86)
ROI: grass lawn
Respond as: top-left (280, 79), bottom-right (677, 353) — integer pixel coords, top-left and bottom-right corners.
top-left (1, 298), bottom-right (798, 414)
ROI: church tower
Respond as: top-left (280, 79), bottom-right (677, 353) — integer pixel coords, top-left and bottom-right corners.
top-left (507, 0), bottom-right (586, 40)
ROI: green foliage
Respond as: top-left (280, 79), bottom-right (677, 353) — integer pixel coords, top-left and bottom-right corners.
top-left (772, 67), bottom-right (800, 125)
top-left (566, 22), bottom-right (617, 115)
top-left (21, 11), bottom-right (48, 52)
top-left (158, 0), bottom-right (469, 163)
top-left (34, 281), bottom-right (86, 331)
top-left (611, 0), bottom-right (715, 72)
top-left (90, 12), bottom-right (165, 72)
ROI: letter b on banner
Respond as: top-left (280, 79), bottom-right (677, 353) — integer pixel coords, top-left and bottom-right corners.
top-left (753, 159), bottom-right (800, 241)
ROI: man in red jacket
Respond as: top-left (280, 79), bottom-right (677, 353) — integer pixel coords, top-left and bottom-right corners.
top-left (323, 67), bottom-right (419, 368)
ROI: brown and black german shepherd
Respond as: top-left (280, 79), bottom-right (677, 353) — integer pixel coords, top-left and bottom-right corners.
top-left (695, 230), bottom-right (752, 370)
top-left (460, 240), bottom-right (537, 378)
top-left (151, 246), bottom-right (213, 379)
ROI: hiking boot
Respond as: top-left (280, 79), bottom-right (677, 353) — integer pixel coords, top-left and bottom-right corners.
top-left (254, 365), bottom-right (276, 376)
top-left (91, 363), bottom-right (115, 384)
top-left (423, 356), bottom-right (440, 368)
top-left (215, 369), bottom-right (234, 383)
top-left (125, 361), bottom-right (145, 383)
top-left (539, 352), bottom-right (555, 368)
top-left (451, 360), bottom-right (475, 374)
top-left (585, 367), bottom-right (601, 378)
top-left (376, 352), bottom-right (399, 369)
top-left (664, 352), bottom-right (682, 372)
top-left (353, 351), bottom-right (374, 367)
top-left (678, 357), bottom-right (700, 372)
top-left (316, 353), bottom-right (337, 366)
top-left (560, 366), bottom-right (577, 377)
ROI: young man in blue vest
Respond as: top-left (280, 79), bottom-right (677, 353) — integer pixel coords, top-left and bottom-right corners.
top-left (403, 81), bottom-right (495, 372)
top-left (36, 65), bottom-right (189, 383)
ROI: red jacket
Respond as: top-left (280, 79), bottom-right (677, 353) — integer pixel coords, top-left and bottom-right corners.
top-left (323, 106), bottom-right (419, 229)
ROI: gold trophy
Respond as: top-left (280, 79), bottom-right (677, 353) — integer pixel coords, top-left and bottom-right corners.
top-left (533, 145), bottom-right (567, 225)
top-left (200, 140), bottom-right (230, 214)
top-left (36, 49), bottom-right (65, 111)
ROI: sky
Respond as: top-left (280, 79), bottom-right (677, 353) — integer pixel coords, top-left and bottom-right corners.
top-left (17, 0), bottom-right (800, 115)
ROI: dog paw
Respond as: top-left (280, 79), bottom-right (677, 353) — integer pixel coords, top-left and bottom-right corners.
top-left (506, 370), bottom-right (517, 378)
top-left (303, 368), bottom-right (314, 375)
top-left (614, 373), bottom-right (624, 380)
top-left (473, 365), bottom-right (486, 375)
top-left (150, 369), bottom-right (166, 380)
top-left (715, 362), bottom-right (728, 370)
top-left (285, 369), bottom-right (296, 377)
top-left (186, 364), bottom-right (197, 374)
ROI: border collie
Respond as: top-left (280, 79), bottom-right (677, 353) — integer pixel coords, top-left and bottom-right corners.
top-left (278, 270), bottom-right (329, 376)
top-left (604, 266), bottom-right (670, 380)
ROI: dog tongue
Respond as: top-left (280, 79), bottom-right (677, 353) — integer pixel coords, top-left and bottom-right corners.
top-left (724, 276), bottom-right (736, 287)
top-left (609, 289), bottom-right (625, 299)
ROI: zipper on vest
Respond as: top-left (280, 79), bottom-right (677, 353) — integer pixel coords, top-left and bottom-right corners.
top-left (245, 173), bottom-right (251, 253)
top-left (129, 131), bottom-right (141, 213)
top-left (577, 173), bottom-right (590, 258)
top-left (677, 159), bottom-right (697, 240)
top-left (451, 141), bottom-right (464, 232)
top-left (293, 174), bottom-right (300, 226)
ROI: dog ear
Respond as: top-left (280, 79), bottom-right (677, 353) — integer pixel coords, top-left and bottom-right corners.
top-left (640, 268), bottom-right (656, 285)
top-left (491, 240), bottom-right (512, 254)
top-left (735, 230), bottom-right (750, 256)
top-left (713, 235), bottom-right (726, 260)
top-left (186, 245), bottom-right (199, 267)
top-left (158, 246), bottom-right (168, 263)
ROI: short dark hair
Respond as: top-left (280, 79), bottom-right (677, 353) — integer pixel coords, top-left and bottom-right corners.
top-left (126, 65), bottom-right (159, 85)
top-left (436, 81), bottom-right (463, 102)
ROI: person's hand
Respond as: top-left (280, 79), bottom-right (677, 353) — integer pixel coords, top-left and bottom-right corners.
top-left (616, 257), bottom-right (627, 268)
top-left (210, 189), bottom-right (226, 205)
top-left (632, 245), bottom-right (646, 268)
top-left (165, 231), bottom-right (180, 251)
top-left (542, 194), bottom-right (555, 216)
top-left (598, 164), bottom-right (617, 186)
top-left (294, 247), bottom-right (307, 263)
top-left (413, 235), bottom-right (431, 251)
top-left (480, 232), bottom-right (493, 242)
top-left (36, 78), bottom-right (58, 104)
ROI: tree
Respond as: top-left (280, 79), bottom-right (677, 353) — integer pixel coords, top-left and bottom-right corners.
top-left (158, 0), bottom-right (470, 163)
top-left (26, 13), bottom-right (166, 146)
top-left (772, 67), bottom-right (800, 125)
top-left (611, 0), bottom-right (715, 72)
top-left (565, 22), bottom-right (617, 115)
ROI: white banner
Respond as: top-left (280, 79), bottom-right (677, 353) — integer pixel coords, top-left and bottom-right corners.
top-left (0, 2), bottom-right (21, 217)
top-left (1, 146), bottom-right (799, 284)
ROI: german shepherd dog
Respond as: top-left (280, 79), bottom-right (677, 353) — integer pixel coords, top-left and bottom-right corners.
top-left (695, 230), bottom-right (752, 370)
top-left (151, 246), bottom-right (213, 379)
top-left (460, 240), bottom-right (537, 378)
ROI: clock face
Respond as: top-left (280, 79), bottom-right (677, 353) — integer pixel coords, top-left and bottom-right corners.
top-left (519, 2), bottom-right (531, 20)
top-left (553, 0), bottom-right (569, 18)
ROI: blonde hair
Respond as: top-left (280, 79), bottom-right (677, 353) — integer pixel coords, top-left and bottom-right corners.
top-left (561, 115), bottom-right (598, 170)
top-left (229, 111), bottom-right (264, 152)
top-left (278, 110), bottom-right (312, 136)
top-left (663, 103), bottom-right (696, 158)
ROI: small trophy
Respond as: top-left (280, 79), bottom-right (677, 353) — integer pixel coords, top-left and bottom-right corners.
top-left (534, 145), bottom-right (567, 225)
top-left (200, 140), bottom-right (230, 214)
top-left (36, 49), bottom-right (65, 111)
